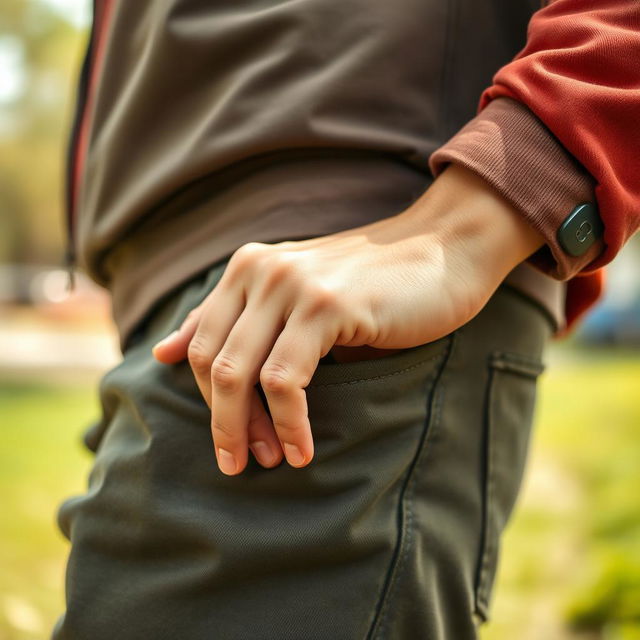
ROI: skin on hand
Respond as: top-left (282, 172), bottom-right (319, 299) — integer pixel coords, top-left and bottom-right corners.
top-left (152, 163), bottom-right (544, 475)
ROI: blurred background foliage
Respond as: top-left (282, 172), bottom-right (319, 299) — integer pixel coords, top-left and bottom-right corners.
top-left (0, 0), bottom-right (85, 267)
top-left (0, 2), bottom-right (638, 639)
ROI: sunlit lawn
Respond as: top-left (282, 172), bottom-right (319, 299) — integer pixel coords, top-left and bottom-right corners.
top-left (1, 349), bottom-right (639, 640)
top-left (0, 380), bottom-right (96, 639)
top-left (481, 349), bottom-right (640, 640)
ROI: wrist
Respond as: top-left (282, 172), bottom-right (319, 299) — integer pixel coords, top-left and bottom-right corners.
top-left (403, 163), bottom-right (545, 283)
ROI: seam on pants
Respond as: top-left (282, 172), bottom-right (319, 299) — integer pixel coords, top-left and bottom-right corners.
top-left (310, 351), bottom-right (446, 388)
top-left (365, 332), bottom-right (456, 640)
top-left (473, 359), bottom-right (495, 620)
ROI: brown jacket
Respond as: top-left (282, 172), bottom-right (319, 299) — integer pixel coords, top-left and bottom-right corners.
top-left (66, 0), bottom-right (595, 350)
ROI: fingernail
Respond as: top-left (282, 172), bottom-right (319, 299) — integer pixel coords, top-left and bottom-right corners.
top-left (283, 442), bottom-right (305, 466)
top-left (250, 440), bottom-right (277, 466)
top-left (217, 447), bottom-right (237, 475)
top-left (152, 330), bottom-right (179, 350)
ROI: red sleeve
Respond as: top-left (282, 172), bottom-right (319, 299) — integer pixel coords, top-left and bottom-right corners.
top-left (479, 0), bottom-right (640, 273)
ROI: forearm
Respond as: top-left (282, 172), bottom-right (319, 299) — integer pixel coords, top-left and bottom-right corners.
top-left (429, 98), bottom-right (601, 281)
top-left (403, 162), bottom-right (545, 296)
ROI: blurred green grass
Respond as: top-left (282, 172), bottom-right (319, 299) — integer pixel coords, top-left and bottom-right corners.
top-left (0, 381), bottom-right (96, 639)
top-left (1, 350), bottom-right (639, 640)
top-left (481, 350), bottom-right (640, 640)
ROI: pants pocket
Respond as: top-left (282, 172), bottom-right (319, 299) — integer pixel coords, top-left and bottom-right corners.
top-left (54, 298), bottom-right (453, 640)
top-left (474, 350), bottom-right (546, 622)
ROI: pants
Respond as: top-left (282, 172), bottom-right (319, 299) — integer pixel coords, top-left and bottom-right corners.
top-left (53, 255), bottom-right (552, 640)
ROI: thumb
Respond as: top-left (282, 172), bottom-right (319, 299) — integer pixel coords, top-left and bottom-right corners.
top-left (152, 305), bottom-right (202, 363)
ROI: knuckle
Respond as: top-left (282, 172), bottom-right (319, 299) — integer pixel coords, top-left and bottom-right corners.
top-left (304, 284), bottom-right (344, 317)
top-left (211, 419), bottom-right (235, 439)
top-left (187, 338), bottom-right (211, 373)
top-left (271, 419), bottom-right (300, 437)
top-left (262, 254), bottom-right (299, 290)
top-left (211, 355), bottom-right (242, 394)
top-left (260, 362), bottom-right (294, 396)
top-left (230, 242), bottom-right (265, 270)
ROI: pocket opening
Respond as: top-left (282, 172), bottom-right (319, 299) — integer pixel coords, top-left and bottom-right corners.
top-left (307, 334), bottom-right (453, 388)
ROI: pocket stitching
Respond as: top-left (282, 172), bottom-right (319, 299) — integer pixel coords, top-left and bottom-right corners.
top-left (490, 350), bottom-right (545, 378)
top-left (474, 349), bottom-right (544, 621)
top-left (309, 350), bottom-right (448, 388)
top-left (475, 361), bottom-right (498, 620)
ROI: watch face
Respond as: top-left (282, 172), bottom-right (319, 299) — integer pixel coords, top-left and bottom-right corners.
top-left (557, 203), bottom-right (604, 257)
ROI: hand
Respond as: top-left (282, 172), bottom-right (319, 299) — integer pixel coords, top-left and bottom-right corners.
top-left (151, 163), bottom-right (544, 475)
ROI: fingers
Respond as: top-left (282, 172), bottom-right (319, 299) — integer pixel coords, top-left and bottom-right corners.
top-left (247, 388), bottom-right (284, 468)
top-left (152, 305), bottom-right (203, 364)
top-left (259, 307), bottom-right (334, 469)
top-left (151, 250), bottom-right (338, 476)
top-left (185, 290), bottom-right (246, 409)
top-left (202, 295), bottom-right (329, 474)
top-left (206, 298), bottom-right (287, 474)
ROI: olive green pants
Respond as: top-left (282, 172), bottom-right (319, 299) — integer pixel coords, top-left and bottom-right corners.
top-left (53, 257), bottom-right (552, 639)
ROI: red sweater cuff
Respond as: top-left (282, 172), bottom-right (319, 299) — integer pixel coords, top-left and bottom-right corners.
top-left (428, 97), bottom-right (605, 281)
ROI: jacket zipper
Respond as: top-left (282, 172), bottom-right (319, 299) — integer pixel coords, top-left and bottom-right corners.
top-left (64, 0), bottom-right (115, 292)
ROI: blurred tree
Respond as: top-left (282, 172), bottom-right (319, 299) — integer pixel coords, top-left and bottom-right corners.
top-left (0, 0), bottom-right (87, 266)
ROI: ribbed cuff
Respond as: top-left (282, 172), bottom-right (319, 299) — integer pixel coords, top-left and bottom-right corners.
top-left (428, 97), bottom-right (605, 281)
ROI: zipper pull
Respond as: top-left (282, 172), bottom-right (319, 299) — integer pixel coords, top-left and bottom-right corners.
top-left (65, 245), bottom-right (77, 293)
